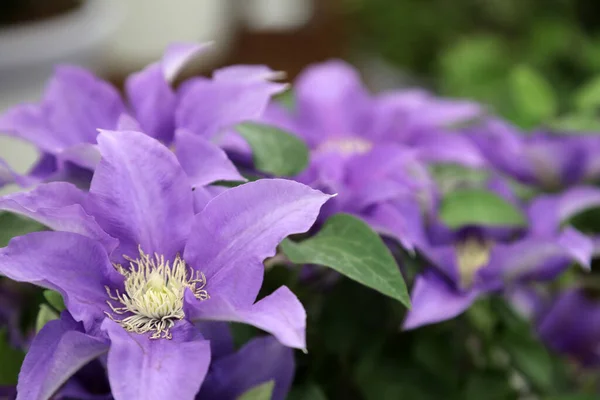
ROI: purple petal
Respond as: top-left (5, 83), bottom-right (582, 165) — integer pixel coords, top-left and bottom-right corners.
top-left (174, 129), bottom-right (245, 187)
top-left (186, 286), bottom-right (306, 349)
top-left (361, 199), bottom-right (427, 252)
top-left (125, 43), bottom-right (210, 143)
top-left (484, 228), bottom-right (592, 283)
top-left (0, 232), bottom-right (114, 328)
top-left (195, 322), bottom-right (234, 358)
top-left (0, 158), bottom-right (34, 188)
top-left (198, 335), bottom-right (294, 400)
top-left (17, 313), bottom-right (108, 400)
top-left (294, 60), bottom-right (372, 136)
top-left (176, 78), bottom-right (287, 140)
top-left (57, 143), bottom-right (101, 171)
top-left (0, 105), bottom-right (64, 153)
top-left (184, 179), bottom-right (331, 305)
top-left (89, 130), bottom-right (194, 261)
top-left (103, 320), bottom-right (211, 400)
top-left (213, 65), bottom-right (286, 83)
top-left (0, 182), bottom-right (118, 253)
top-left (43, 66), bottom-right (124, 145)
top-left (412, 131), bottom-right (487, 168)
top-left (403, 271), bottom-right (479, 330)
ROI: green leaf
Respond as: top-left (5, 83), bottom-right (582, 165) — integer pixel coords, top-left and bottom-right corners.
top-left (43, 290), bottom-right (66, 312)
top-left (509, 65), bottom-right (557, 127)
top-left (274, 89), bottom-right (296, 111)
top-left (35, 303), bottom-right (59, 333)
top-left (439, 189), bottom-right (527, 229)
top-left (574, 75), bottom-right (600, 111)
top-left (236, 122), bottom-right (309, 176)
top-left (237, 380), bottom-right (275, 400)
top-left (502, 329), bottom-right (554, 392)
top-left (280, 213), bottom-right (410, 306)
top-left (550, 113), bottom-right (600, 133)
top-left (0, 212), bottom-right (46, 247)
top-left (463, 370), bottom-right (514, 400)
top-left (0, 329), bottom-right (25, 385)
top-left (545, 396), bottom-right (598, 400)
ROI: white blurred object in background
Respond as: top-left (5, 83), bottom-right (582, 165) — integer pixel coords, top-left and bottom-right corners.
top-left (241, 0), bottom-right (314, 31)
top-left (106, 0), bottom-right (235, 72)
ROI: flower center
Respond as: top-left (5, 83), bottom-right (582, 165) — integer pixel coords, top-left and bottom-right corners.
top-left (316, 137), bottom-right (372, 155)
top-left (105, 247), bottom-right (209, 339)
top-left (456, 237), bottom-right (493, 288)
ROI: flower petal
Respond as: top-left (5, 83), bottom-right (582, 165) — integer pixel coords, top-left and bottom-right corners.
top-left (174, 129), bottom-right (245, 187)
top-left (125, 43), bottom-right (210, 143)
top-left (43, 66), bottom-right (124, 145)
top-left (89, 130), bottom-right (194, 261)
top-left (184, 179), bottom-right (330, 305)
top-left (294, 60), bottom-right (372, 136)
top-left (195, 322), bottom-right (234, 358)
top-left (103, 320), bottom-right (210, 400)
top-left (0, 232), bottom-right (114, 327)
top-left (483, 228), bottom-right (592, 283)
top-left (176, 78), bottom-right (284, 140)
top-left (403, 271), bottom-right (479, 330)
top-left (198, 335), bottom-right (294, 400)
top-left (17, 313), bottom-right (109, 400)
top-left (0, 182), bottom-right (117, 253)
top-left (0, 105), bottom-right (63, 153)
top-left (187, 286), bottom-right (306, 350)
top-left (212, 65), bottom-right (286, 83)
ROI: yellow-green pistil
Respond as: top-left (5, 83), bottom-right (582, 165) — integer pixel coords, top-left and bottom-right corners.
top-left (456, 237), bottom-right (493, 288)
top-left (105, 247), bottom-right (209, 339)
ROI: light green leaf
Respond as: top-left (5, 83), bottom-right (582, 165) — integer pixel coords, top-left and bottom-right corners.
top-left (439, 189), bottom-right (527, 229)
top-left (0, 212), bottom-right (46, 247)
top-left (43, 290), bottom-right (66, 312)
top-left (236, 122), bottom-right (309, 176)
top-left (574, 75), bottom-right (600, 111)
top-left (550, 113), bottom-right (600, 133)
top-left (281, 213), bottom-right (410, 307)
top-left (0, 329), bottom-right (25, 385)
top-left (237, 380), bottom-right (275, 400)
top-left (509, 65), bottom-right (557, 127)
top-left (35, 304), bottom-right (59, 333)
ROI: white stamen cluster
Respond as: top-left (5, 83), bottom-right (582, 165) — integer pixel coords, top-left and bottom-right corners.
top-left (317, 137), bottom-right (373, 155)
top-left (105, 247), bottom-right (208, 339)
top-left (456, 237), bottom-right (493, 288)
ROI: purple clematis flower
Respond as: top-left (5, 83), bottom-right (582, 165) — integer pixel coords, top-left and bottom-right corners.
top-left (535, 287), bottom-right (600, 367)
top-left (0, 130), bottom-right (330, 400)
top-left (466, 118), bottom-right (600, 191)
top-left (403, 181), bottom-right (593, 330)
top-left (0, 43), bottom-right (285, 189)
top-left (250, 61), bottom-right (483, 249)
top-left (49, 323), bottom-right (294, 400)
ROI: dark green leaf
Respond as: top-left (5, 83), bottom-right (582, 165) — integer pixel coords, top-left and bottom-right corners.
top-left (509, 65), bottom-right (557, 127)
top-left (463, 370), bottom-right (514, 400)
top-left (236, 123), bottom-right (309, 176)
top-left (439, 189), bottom-right (527, 229)
top-left (237, 380), bottom-right (274, 400)
top-left (0, 212), bottom-right (46, 247)
top-left (546, 396), bottom-right (598, 400)
top-left (43, 290), bottom-right (66, 312)
top-left (281, 213), bottom-right (410, 307)
top-left (35, 303), bottom-right (59, 333)
top-left (0, 329), bottom-right (25, 385)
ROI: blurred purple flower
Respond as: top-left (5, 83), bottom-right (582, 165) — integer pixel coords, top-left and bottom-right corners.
top-left (466, 119), bottom-right (600, 190)
top-left (404, 182), bottom-right (593, 330)
top-left (253, 61), bottom-right (483, 249)
top-left (0, 43), bottom-right (284, 189)
top-left (0, 130), bottom-right (330, 400)
top-left (536, 288), bottom-right (600, 367)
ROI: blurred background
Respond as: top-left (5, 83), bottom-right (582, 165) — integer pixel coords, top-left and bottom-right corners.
top-left (1, 0), bottom-right (600, 180)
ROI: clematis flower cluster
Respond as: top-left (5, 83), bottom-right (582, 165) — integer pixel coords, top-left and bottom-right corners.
top-left (1, 40), bottom-right (600, 399)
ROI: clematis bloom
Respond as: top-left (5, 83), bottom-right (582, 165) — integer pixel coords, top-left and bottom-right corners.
top-left (0, 130), bottom-right (331, 400)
